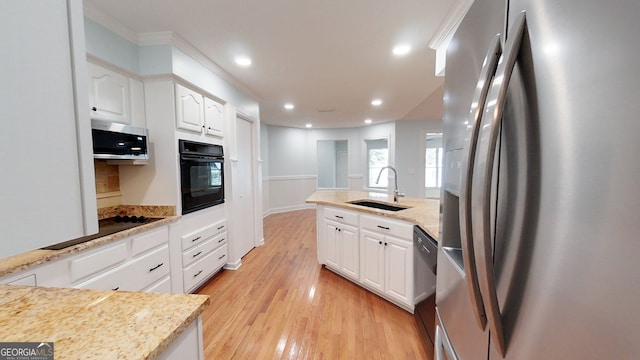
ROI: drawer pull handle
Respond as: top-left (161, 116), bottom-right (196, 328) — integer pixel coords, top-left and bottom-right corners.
top-left (192, 236), bottom-right (201, 242)
top-left (377, 225), bottom-right (390, 230)
top-left (379, 241), bottom-right (382, 245)
top-left (217, 225), bottom-right (225, 230)
top-left (218, 254), bottom-right (226, 260)
top-left (149, 263), bottom-right (164, 272)
top-left (218, 238), bottom-right (225, 243)
top-left (112, 287), bottom-right (119, 291)
top-left (192, 251), bottom-right (203, 258)
top-left (193, 270), bottom-right (203, 278)
top-left (335, 215), bottom-right (344, 219)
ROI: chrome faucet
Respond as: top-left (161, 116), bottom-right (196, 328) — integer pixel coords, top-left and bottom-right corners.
top-left (375, 166), bottom-right (405, 203)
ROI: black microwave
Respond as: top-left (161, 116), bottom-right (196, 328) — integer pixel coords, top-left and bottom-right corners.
top-left (91, 119), bottom-right (149, 160)
top-left (179, 139), bottom-right (225, 214)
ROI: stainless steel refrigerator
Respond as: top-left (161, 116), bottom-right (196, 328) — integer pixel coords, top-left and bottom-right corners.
top-left (436, 0), bottom-right (640, 359)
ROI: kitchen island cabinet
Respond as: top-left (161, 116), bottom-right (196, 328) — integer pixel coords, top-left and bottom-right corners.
top-left (308, 191), bottom-right (439, 313)
top-left (360, 214), bottom-right (415, 309)
top-left (0, 285), bottom-right (208, 359)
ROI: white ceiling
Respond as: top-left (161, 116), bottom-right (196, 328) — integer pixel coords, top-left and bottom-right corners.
top-left (83, 0), bottom-right (456, 128)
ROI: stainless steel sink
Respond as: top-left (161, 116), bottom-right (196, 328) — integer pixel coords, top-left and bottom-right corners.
top-left (348, 200), bottom-right (410, 212)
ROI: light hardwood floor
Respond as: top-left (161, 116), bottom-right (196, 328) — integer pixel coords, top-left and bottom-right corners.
top-left (197, 209), bottom-right (431, 359)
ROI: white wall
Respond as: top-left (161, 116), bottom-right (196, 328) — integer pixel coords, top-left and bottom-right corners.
top-left (261, 122), bottom-right (391, 214)
top-left (262, 119), bottom-right (443, 214)
top-left (84, 18), bottom-right (139, 74)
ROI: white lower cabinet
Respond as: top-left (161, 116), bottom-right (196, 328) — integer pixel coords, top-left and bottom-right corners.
top-left (360, 229), bottom-right (413, 308)
top-left (75, 244), bottom-right (170, 292)
top-left (159, 317), bottom-right (204, 360)
top-left (68, 226), bottom-right (171, 292)
top-left (317, 206), bottom-right (417, 312)
top-left (359, 214), bottom-right (414, 310)
top-left (324, 219), bottom-right (359, 281)
top-left (171, 212), bottom-right (228, 293)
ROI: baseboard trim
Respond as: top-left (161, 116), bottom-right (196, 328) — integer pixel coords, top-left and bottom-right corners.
top-left (263, 203), bottom-right (316, 218)
top-left (224, 259), bottom-right (242, 271)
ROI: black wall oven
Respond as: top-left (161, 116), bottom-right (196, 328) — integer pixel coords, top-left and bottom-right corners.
top-left (179, 139), bottom-right (224, 215)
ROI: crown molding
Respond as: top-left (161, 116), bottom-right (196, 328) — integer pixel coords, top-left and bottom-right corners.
top-left (428, 0), bottom-right (475, 50)
top-left (136, 31), bottom-right (174, 46)
top-left (165, 32), bottom-right (263, 102)
top-left (82, 0), bottom-right (262, 102)
top-left (82, 0), bottom-right (138, 44)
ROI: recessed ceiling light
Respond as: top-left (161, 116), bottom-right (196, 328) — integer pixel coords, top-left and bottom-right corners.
top-left (305, 123), bottom-right (313, 128)
top-left (364, 119), bottom-right (372, 124)
top-left (235, 56), bottom-right (252, 67)
top-left (284, 103), bottom-right (294, 110)
top-left (371, 99), bottom-right (382, 106)
top-left (392, 44), bottom-right (411, 56)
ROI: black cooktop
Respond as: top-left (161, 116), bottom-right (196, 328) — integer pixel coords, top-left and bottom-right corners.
top-left (41, 216), bottom-right (163, 250)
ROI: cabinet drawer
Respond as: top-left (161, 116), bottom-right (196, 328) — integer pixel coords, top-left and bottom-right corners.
top-left (4, 274), bottom-right (36, 286)
top-left (180, 219), bottom-right (226, 252)
top-left (360, 214), bottom-right (413, 239)
top-left (70, 242), bottom-right (128, 282)
top-left (325, 207), bottom-right (359, 226)
top-left (76, 245), bottom-right (170, 292)
top-left (142, 275), bottom-right (172, 294)
top-left (182, 232), bottom-right (227, 267)
top-left (131, 227), bottom-right (168, 257)
top-left (183, 243), bottom-right (227, 293)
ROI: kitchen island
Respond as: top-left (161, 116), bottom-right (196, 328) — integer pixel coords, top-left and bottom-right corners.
top-left (306, 190), bottom-right (439, 313)
top-left (0, 285), bottom-right (209, 359)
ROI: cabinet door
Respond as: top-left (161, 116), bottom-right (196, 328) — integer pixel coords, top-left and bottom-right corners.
top-left (339, 223), bottom-right (359, 281)
top-left (128, 77), bottom-right (146, 127)
top-left (204, 97), bottom-right (224, 137)
top-left (1, 0), bottom-right (96, 257)
top-left (88, 62), bottom-right (130, 123)
top-left (384, 235), bottom-right (413, 306)
top-left (324, 220), bottom-right (340, 270)
top-left (360, 229), bottom-right (385, 293)
top-left (175, 83), bottom-right (204, 132)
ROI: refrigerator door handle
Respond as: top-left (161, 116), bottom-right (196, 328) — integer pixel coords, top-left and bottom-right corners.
top-left (473, 11), bottom-right (528, 357)
top-left (458, 34), bottom-right (502, 330)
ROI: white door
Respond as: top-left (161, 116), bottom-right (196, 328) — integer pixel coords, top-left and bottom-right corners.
top-left (234, 116), bottom-right (256, 258)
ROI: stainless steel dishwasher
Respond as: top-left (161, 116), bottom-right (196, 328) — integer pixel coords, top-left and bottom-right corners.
top-left (414, 225), bottom-right (438, 351)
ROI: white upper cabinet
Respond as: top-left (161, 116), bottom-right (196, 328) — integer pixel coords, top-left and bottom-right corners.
top-left (88, 62), bottom-right (130, 123)
top-left (0, 0), bottom-right (97, 258)
top-left (204, 96), bottom-right (224, 138)
top-left (175, 83), bottom-right (205, 133)
top-left (175, 83), bottom-right (225, 138)
top-left (87, 62), bottom-right (146, 127)
top-left (128, 77), bottom-right (146, 128)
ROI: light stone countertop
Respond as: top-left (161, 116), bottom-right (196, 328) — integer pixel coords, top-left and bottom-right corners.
top-left (0, 285), bottom-right (209, 359)
top-left (0, 216), bottom-right (180, 278)
top-left (306, 190), bottom-right (440, 241)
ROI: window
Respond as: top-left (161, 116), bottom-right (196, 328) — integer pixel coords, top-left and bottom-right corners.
top-left (425, 133), bottom-right (443, 195)
top-left (366, 138), bottom-right (389, 188)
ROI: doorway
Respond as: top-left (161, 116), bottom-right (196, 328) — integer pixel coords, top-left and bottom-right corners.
top-left (234, 114), bottom-right (257, 259)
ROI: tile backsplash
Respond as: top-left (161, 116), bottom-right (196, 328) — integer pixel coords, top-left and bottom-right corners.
top-left (94, 160), bottom-right (122, 208)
